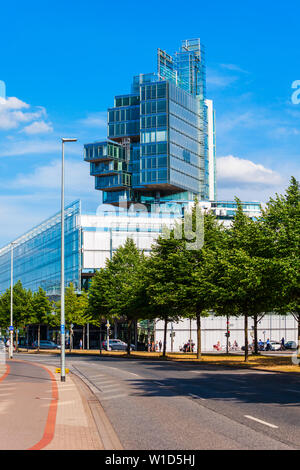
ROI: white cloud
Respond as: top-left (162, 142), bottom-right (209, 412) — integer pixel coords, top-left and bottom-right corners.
top-left (0, 95), bottom-right (49, 131)
top-left (220, 64), bottom-right (249, 74)
top-left (217, 155), bottom-right (282, 188)
top-left (206, 70), bottom-right (238, 88)
top-left (79, 112), bottom-right (107, 128)
top-left (22, 121), bottom-right (53, 135)
top-left (10, 159), bottom-right (94, 192)
top-left (0, 139), bottom-right (61, 156)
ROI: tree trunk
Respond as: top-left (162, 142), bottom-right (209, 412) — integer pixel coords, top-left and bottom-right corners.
top-left (226, 314), bottom-right (229, 354)
top-left (38, 324), bottom-right (40, 352)
top-left (127, 320), bottom-right (132, 355)
top-left (16, 328), bottom-right (19, 353)
top-left (196, 313), bottom-right (201, 359)
top-left (99, 327), bottom-right (102, 355)
top-left (163, 319), bottom-right (168, 357)
top-left (83, 325), bottom-right (85, 350)
top-left (298, 315), bottom-right (300, 364)
top-left (27, 326), bottom-right (29, 352)
top-left (244, 314), bottom-right (249, 362)
top-left (253, 314), bottom-right (258, 355)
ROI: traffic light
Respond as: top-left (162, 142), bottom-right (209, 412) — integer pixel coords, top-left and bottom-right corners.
top-left (225, 332), bottom-right (230, 338)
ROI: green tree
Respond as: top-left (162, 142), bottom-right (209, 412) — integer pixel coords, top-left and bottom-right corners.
top-left (0, 281), bottom-right (33, 350)
top-left (32, 287), bottom-right (52, 352)
top-left (55, 283), bottom-right (92, 352)
top-left (262, 177), bottom-right (300, 357)
top-left (214, 201), bottom-right (284, 361)
top-left (89, 238), bottom-right (145, 355)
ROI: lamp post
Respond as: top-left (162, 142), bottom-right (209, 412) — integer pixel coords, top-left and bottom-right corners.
top-left (60, 138), bottom-right (77, 382)
top-left (9, 242), bottom-right (17, 359)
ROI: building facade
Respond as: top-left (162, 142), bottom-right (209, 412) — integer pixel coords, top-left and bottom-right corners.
top-left (155, 315), bottom-right (298, 353)
top-left (84, 39), bottom-right (216, 209)
top-left (0, 200), bottom-right (178, 297)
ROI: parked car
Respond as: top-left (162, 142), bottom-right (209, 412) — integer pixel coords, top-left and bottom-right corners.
top-left (102, 339), bottom-right (136, 351)
top-left (265, 341), bottom-right (281, 351)
top-left (32, 340), bottom-right (60, 349)
top-left (284, 341), bottom-right (297, 350)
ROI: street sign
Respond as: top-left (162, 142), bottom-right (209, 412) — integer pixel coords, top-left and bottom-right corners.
top-left (60, 325), bottom-right (65, 334)
top-left (9, 326), bottom-right (13, 332)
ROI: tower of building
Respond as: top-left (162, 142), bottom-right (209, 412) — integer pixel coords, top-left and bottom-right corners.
top-left (84, 39), bottom-right (216, 211)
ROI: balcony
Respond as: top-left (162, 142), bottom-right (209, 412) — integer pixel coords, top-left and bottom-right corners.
top-left (90, 161), bottom-right (128, 177)
top-left (84, 141), bottom-right (125, 163)
top-left (95, 173), bottom-right (132, 192)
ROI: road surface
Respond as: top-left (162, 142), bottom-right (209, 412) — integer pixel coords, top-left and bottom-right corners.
top-left (14, 353), bottom-right (300, 450)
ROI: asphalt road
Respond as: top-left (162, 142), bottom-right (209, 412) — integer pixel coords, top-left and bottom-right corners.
top-left (15, 353), bottom-right (300, 450)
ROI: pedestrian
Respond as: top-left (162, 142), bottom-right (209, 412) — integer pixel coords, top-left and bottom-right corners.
top-left (151, 341), bottom-right (155, 352)
top-left (155, 341), bottom-right (158, 352)
top-left (266, 338), bottom-right (270, 351)
top-left (147, 340), bottom-right (151, 353)
top-left (6, 339), bottom-right (9, 348)
top-left (159, 340), bottom-right (162, 352)
top-left (79, 339), bottom-right (83, 350)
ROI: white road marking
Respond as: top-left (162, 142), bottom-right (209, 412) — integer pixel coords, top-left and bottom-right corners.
top-left (188, 393), bottom-right (205, 400)
top-left (285, 389), bottom-right (300, 394)
top-left (154, 381), bottom-right (164, 386)
top-left (244, 415), bottom-right (278, 429)
top-left (101, 388), bottom-right (122, 394)
top-left (225, 377), bottom-right (245, 383)
top-left (101, 394), bottom-right (127, 400)
top-left (100, 384), bottom-right (119, 389)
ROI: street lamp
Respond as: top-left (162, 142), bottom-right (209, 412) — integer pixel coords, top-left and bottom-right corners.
top-left (9, 242), bottom-right (17, 359)
top-left (60, 138), bottom-right (77, 382)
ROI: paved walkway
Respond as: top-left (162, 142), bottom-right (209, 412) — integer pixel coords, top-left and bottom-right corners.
top-left (0, 359), bottom-right (122, 450)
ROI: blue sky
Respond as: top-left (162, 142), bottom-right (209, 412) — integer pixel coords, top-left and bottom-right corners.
top-left (0, 0), bottom-right (299, 246)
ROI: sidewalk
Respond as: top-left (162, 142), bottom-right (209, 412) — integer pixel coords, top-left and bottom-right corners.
top-left (0, 359), bottom-right (123, 450)
top-left (44, 366), bottom-right (123, 450)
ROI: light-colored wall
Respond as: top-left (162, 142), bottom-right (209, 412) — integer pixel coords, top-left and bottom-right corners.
top-left (80, 214), bottom-right (176, 269)
top-left (155, 315), bottom-right (297, 352)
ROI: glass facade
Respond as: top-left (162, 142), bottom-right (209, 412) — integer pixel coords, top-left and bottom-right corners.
top-left (0, 201), bottom-right (81, 296)
top-left (84, 39), bottom-right (213, 208)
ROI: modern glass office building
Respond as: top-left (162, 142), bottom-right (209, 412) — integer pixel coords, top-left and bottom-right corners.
top-left (0, 199), bottom-right (263, 297)
top-left (0, 201), bottom-right (178, 297)
top-left (0, 201), bottom-right (81, 297)
top-left (84, 39), bottom-right (216, 209)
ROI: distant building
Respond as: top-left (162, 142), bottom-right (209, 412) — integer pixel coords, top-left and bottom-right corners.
top-left (0, 199), bottom-right (262, 297)
top-left (0, 201), bottom-right (177, 297)
top-left (155, 316), bottom-right (298, 353)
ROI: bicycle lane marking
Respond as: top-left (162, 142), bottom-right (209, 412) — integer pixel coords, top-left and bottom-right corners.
top-left (0, 364), bottom-right (10, 383)
top-left (26, 361), bottom-right (58, 450)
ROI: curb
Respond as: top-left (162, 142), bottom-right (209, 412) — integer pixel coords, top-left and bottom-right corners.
top-left (71, 368), bottom-right (123, 450)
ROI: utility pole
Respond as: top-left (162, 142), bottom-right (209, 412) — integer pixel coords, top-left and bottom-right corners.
top-left (9, 242), bottom-right (16, 359)
top-left (60, 138), bottom-right (77, 382)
